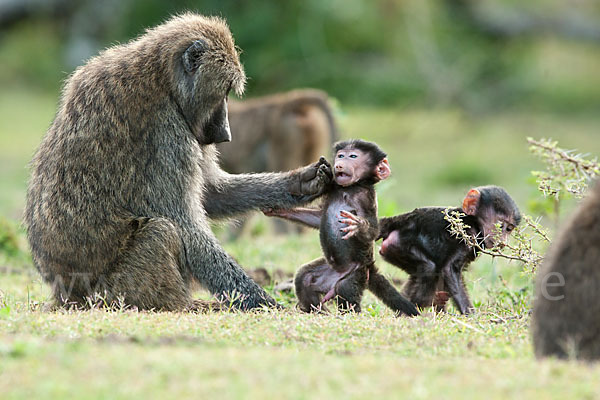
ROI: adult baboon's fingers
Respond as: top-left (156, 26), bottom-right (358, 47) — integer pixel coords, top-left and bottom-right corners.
top-left (311, 164), bottom-right (332, 190)
top-left (317, 156), bottom-right (332, 171)
top-left (318, 163), bottom-right (333, 181)
top-left (289, 160), bottom-right (331, 198)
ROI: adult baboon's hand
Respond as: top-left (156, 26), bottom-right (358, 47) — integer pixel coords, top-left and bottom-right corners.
top-left (289, 157), bottom-right (333, 199)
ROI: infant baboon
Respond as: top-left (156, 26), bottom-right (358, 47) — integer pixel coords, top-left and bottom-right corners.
top-left (24, 13), bottom-right (332, 311)
top-left (378, 186), bottom-right (521, 314)
top-left (218, 89), bottom-right (338, 235)
top-left (265, 140), bottom-right (418, 316)
top-left (532, 181), bottom-right (600, 361)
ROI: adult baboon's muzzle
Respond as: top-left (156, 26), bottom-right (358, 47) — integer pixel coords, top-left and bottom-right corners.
top-left (203, 99), bottom-right (232, 144)
top-left (216, 110), bottom-right (232, 143)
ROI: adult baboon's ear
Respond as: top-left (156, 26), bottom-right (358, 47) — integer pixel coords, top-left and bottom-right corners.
top-left (182, 40), bottom-right (207, 73)
top-left (462, 188), bottom-right (481, 216)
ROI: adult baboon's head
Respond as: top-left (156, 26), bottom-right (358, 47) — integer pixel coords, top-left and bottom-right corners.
top-left (162, 13), bottom-right (246, 145)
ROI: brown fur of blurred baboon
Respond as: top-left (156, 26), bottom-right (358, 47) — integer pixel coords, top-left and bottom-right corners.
top-left (532, 181), bottom-right (600, 361)
top-left (218, 89), bottom-right (338, 235)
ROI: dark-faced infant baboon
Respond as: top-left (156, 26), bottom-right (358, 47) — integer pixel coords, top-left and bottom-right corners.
top-left (532, 181), bottom-right (600, 361)
top-left (218, 89), bottom-right (338, 235)
top-left (265, 139), bottom-right (418, 316)
top-left (24, 13), bottom-right (332, 311)
top-left (378, 186), bottom-right (521, 314)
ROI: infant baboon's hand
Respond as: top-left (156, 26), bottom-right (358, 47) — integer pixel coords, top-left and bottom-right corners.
top-left (289, 157), bottom-right (333, 199)
top-left (262, 207), bottom-right (283, 217)
top-left (339, 210), bottom-right (366, 240)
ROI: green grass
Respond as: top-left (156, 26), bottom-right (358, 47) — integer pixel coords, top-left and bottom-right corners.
top-left (3, 338), bottom-right (598, 400)
top-left (1, 269), bottom-right (599, 399)
top-left (2, 87), bottom-right (600, 398)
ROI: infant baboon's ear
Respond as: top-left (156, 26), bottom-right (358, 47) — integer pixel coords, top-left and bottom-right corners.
top-left (462, 188), bottom-right (481, 216)
top-left (375, 158), bottom-right (391, 181)
top-left (183, 39), bottom-right (208, 73)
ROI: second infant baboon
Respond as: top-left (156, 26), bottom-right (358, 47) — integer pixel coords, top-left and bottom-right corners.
top-left (265, 139), bottom-right (419, 316)
top-left (24, 13), bottom-right (332, 312)
top-left (532, 181), bottom-right (600, 361)
top-left (218, 89), bottom-right (338, 235)
top-left (378, 186), bottom-right (521, 314)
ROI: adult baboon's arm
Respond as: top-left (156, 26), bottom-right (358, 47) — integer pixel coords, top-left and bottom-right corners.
top-left (184, 229), bottom-right (277, 309)
top-left (204, 158), bottom-right (332, 219)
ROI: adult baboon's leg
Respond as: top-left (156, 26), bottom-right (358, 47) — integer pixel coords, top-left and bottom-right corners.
top-left (102, 217), bottom-right (193, 311)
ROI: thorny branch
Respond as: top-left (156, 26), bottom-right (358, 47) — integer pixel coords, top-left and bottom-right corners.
top-left (528, 137), bottom-right (600, 199)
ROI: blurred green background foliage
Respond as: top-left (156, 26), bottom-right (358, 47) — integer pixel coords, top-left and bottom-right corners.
top-left (1, 0), bottom-right (600, 110)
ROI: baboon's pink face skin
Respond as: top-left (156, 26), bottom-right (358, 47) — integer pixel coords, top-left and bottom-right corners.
top-left (334, 149), bottom-right (390, 187)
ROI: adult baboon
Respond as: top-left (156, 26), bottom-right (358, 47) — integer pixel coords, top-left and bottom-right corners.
top-left (24, 13), bottom-right (332, 311)
top-left (532, 181), bottom-right (600, 360)
top-left (218, 89), bottom-right (338, 234)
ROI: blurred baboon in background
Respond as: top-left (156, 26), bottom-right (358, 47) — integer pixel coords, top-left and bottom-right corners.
top-left (218, 89), bottom-right (338, 235)
top-left (532, 181), bottom-right (600, 361)
top-left (24, 14), bottom-right (332, 312)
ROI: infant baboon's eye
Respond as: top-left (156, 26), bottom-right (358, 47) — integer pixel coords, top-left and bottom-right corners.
top-left (349, 154), bottom-right (358, 159)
